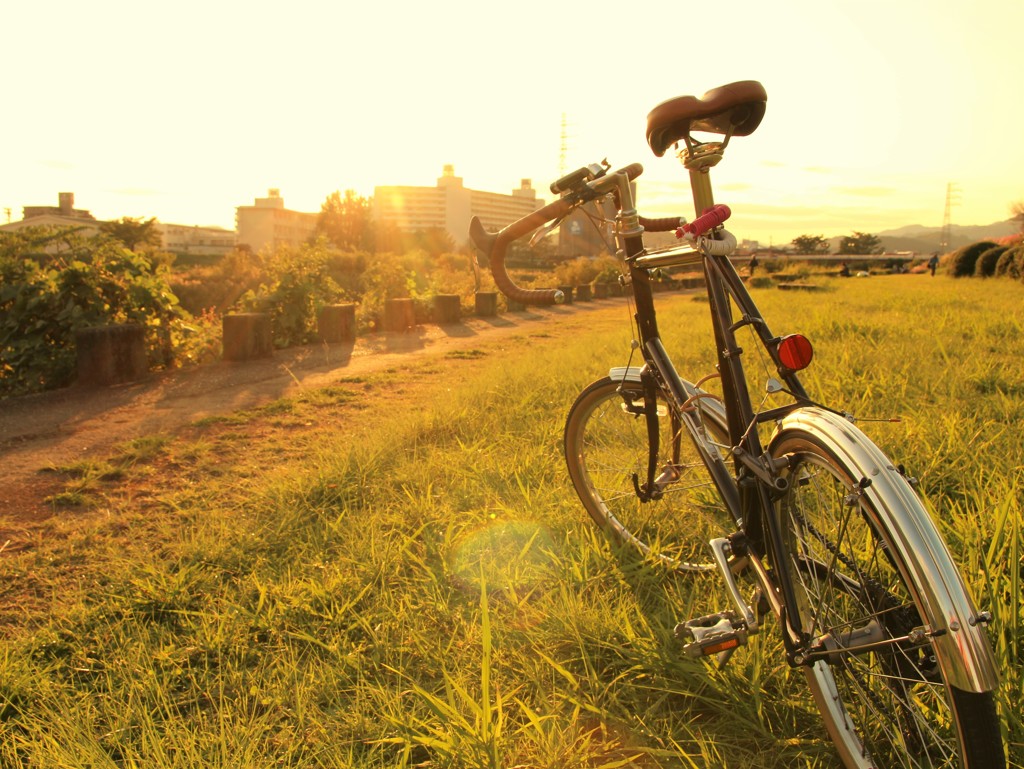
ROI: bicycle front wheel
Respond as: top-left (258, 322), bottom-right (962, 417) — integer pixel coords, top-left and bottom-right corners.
top-left (772, 431), bottom-right (1005, 769)
top-left (564, 375), bottom-right (733, 571)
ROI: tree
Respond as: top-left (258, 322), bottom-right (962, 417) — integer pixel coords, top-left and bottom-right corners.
top-left (837, 232), bottom-right (883, 255)
top-left (99, 216), bottom-right (162, 252)
top-left (316, 190), bottom-right (374, 251)
top-left (790, 234), bottom-right (831, 255)
top-left (1012, 201), bottom-right (1024, 233)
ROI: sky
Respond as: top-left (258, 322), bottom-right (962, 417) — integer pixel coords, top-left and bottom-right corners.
top-left (2, 0), bottom-right (1022, 246)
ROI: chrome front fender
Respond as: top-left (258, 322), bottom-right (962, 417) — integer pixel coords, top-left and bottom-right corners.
top-left (772, 407), bottom-right (1000, 693)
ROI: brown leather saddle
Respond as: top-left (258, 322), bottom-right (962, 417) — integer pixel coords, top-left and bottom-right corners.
top-left (646, 80), bottom-right (768, 157)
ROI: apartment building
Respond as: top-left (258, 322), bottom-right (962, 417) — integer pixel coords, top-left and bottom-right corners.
top-left (157, 223), bottom-right (236, 255)
top-left (373, 166), bottom-right (543, 247)
top-left (235, 189), bottom-right (318, 252)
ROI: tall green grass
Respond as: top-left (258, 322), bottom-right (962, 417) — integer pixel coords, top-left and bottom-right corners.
top-left (0, 275), bottom-right (1020, 767)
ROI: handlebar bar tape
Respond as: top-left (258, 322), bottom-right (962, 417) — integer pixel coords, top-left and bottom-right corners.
top-left (469, 196), bottom-right (576, 306)
top-left (614, 162), bottom-right (644, 181)
top-left (639, 216), bottom-right (685, 232)
top-left (680, 204), bottom-right (732, 238)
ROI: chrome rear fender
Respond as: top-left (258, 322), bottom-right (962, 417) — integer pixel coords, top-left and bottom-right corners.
top-left (772, 406), bottom-right (1000, 693)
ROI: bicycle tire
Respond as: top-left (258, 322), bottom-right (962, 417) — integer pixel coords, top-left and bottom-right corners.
top-left (771, 430), bottom-right (1005, 769)
top-left (564, 374), bottom-right (733, 571)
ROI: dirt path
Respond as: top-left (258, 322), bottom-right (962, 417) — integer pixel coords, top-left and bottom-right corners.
top-left (0, 300), bottom-right (631, 526)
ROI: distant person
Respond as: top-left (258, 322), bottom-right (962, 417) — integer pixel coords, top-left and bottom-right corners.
top-left (748, 254), bottom-right (759, 277)
top-left (928, 253), bottom-right (939, 277)
top-left (840, 261), bottom-right (851, 278)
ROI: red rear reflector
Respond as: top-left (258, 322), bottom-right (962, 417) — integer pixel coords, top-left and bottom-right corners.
top-left (778, 334), bottom-right (813, 370)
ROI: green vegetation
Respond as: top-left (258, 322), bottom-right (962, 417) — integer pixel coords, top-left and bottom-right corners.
top-left (0, 228), bottom-right (187, 397)
top-left (1, 276), bottom-right (1021, 767)
top-left (975, 245), bottom-right (1008, 277)
top-left (1, 224), bottom-right (486, 396)
top-left (837, 231), bottom-right (883, 255)
top-left (995, 244), bottom-right (1024, 279)
top-left (789, 235), bottom-right (830, 255)
top-left (949, 240), bottom-right (1000, 277)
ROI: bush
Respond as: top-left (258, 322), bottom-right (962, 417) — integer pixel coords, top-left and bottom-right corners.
top-left (555, 255), bottom-right (619, 286)
top-left (995, 245), bottom-right (1024, 280)
top-left (237, 241), bottom-right (343, 348)
top-left (171, 248), bottom-right (266, 315)
top-left (1, 227), bottom-right (185, 397)
top-left (975, 246), bottom-right (1008, 277)
top-left (948, 241), bottom-right (997, 277)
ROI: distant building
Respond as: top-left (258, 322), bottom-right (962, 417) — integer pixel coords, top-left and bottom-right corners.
top-left (558, 202), bottom-right (616, 257)
top-left (23, 192), bottom-right (96, 221)
top-left (0, 192), bottom-right (103, 237)
top-left (373, 166), bottom-right (543, 247)
top-left (235, 189), bottom-right (318, 252)
top-left (157, 223), bottom-right (236, 255)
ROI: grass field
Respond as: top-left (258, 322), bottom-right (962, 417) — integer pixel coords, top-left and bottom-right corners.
top-left (0, 275), bottom-right (1021, 767)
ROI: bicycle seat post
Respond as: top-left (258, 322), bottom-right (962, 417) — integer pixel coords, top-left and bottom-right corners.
top-left (679, 135), bottom-right (725, 218)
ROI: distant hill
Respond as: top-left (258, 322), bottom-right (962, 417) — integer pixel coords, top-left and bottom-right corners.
top-left (875, 219), bottom-right (1017, 253)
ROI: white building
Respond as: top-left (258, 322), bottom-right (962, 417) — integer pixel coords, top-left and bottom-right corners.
top-left (235, 189), bottom-right (318, 253)
top-left (374, 166), bottom-right (543, 247)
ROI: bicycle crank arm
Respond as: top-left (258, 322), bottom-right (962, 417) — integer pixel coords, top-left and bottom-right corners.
top-left (675, 536), bottom-right (761, 668)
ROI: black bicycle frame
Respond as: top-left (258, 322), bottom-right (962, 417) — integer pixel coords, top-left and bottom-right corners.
top-left (623, 231), bottom-right (815, 653)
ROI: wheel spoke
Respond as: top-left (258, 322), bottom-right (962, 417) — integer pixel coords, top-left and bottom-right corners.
top-left (773, 435), bottom-right (1001, 767)
top-left (565, 377), bottom-right (732, 573)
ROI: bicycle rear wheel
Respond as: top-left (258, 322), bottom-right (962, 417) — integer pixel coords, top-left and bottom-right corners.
top-left (772, 431), bottom-right (1005, 768)
top-left (564, 375), bottom-right (733, 571)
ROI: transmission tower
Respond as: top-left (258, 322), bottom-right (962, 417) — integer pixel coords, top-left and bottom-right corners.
top-left (939, 182), bottom-right (960, 252)
top-left (559, 113), bottom-right (569, 177)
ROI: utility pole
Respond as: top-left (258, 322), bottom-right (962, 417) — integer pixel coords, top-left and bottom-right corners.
top-left (940, 182), bottom-right (960, 253)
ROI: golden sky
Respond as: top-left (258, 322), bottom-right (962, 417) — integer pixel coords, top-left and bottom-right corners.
top-left (3, 0), bottom-right (1022, 245)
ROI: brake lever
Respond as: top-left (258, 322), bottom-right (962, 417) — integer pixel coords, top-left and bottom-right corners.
top-left (529, 215), bottom-right (564, 248)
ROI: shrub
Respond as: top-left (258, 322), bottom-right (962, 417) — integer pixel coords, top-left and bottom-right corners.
top-left (948, 241), bottom-right (997, 277)
top-left (975, 246), bottom-right (1008, 277)
top-left (171, 248), bottom-right (266, 315)
top-left (995, 245), bottom-right (1024, 280)
top-left (356, 253), bottom-right (420, 332)
top-left (1, 227), bottom-right (185, 397)
top-left (555, 255), bottom-right (619, 286)
top-left (237, 241), bottom-right (343, 348)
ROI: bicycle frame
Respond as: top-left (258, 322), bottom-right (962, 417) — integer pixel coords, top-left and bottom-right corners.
top-left (469, 136), bottom-right (999, 694)
top-left (611, 163), bottom-right (818, 655)
top-left (608, 156), bottom-right (998, 688)
top-left (470, 84), bottom-right (1003, 764)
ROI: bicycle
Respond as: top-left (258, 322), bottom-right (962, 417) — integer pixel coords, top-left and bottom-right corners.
top-left (470, 81), bottom-right (1005, 768)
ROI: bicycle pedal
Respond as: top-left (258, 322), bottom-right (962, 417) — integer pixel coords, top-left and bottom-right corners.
top-left (676, 611), bottom-right (749, 659)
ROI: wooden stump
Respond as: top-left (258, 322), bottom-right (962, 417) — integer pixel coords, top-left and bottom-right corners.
top-left (557, 286), bottom-right (574, 304)
top-left (317, 303), bottom-right (356, 343)
top-left (75, 323), bottom-right (147, 387)
top-left (592, 283), bottom-right (610, 299)
top-left (433, 294), bottom-right (461, 324)
top-left (679, 275), bottom-right (705, 289)
top-left (223, 313), bottom-right (273, 362)
top-left (575, 284), bottom-right (592, 302)
top-left (383, 298), bottom-right (416, 333)
top-left (475, 291), bottom-right (498, 317)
